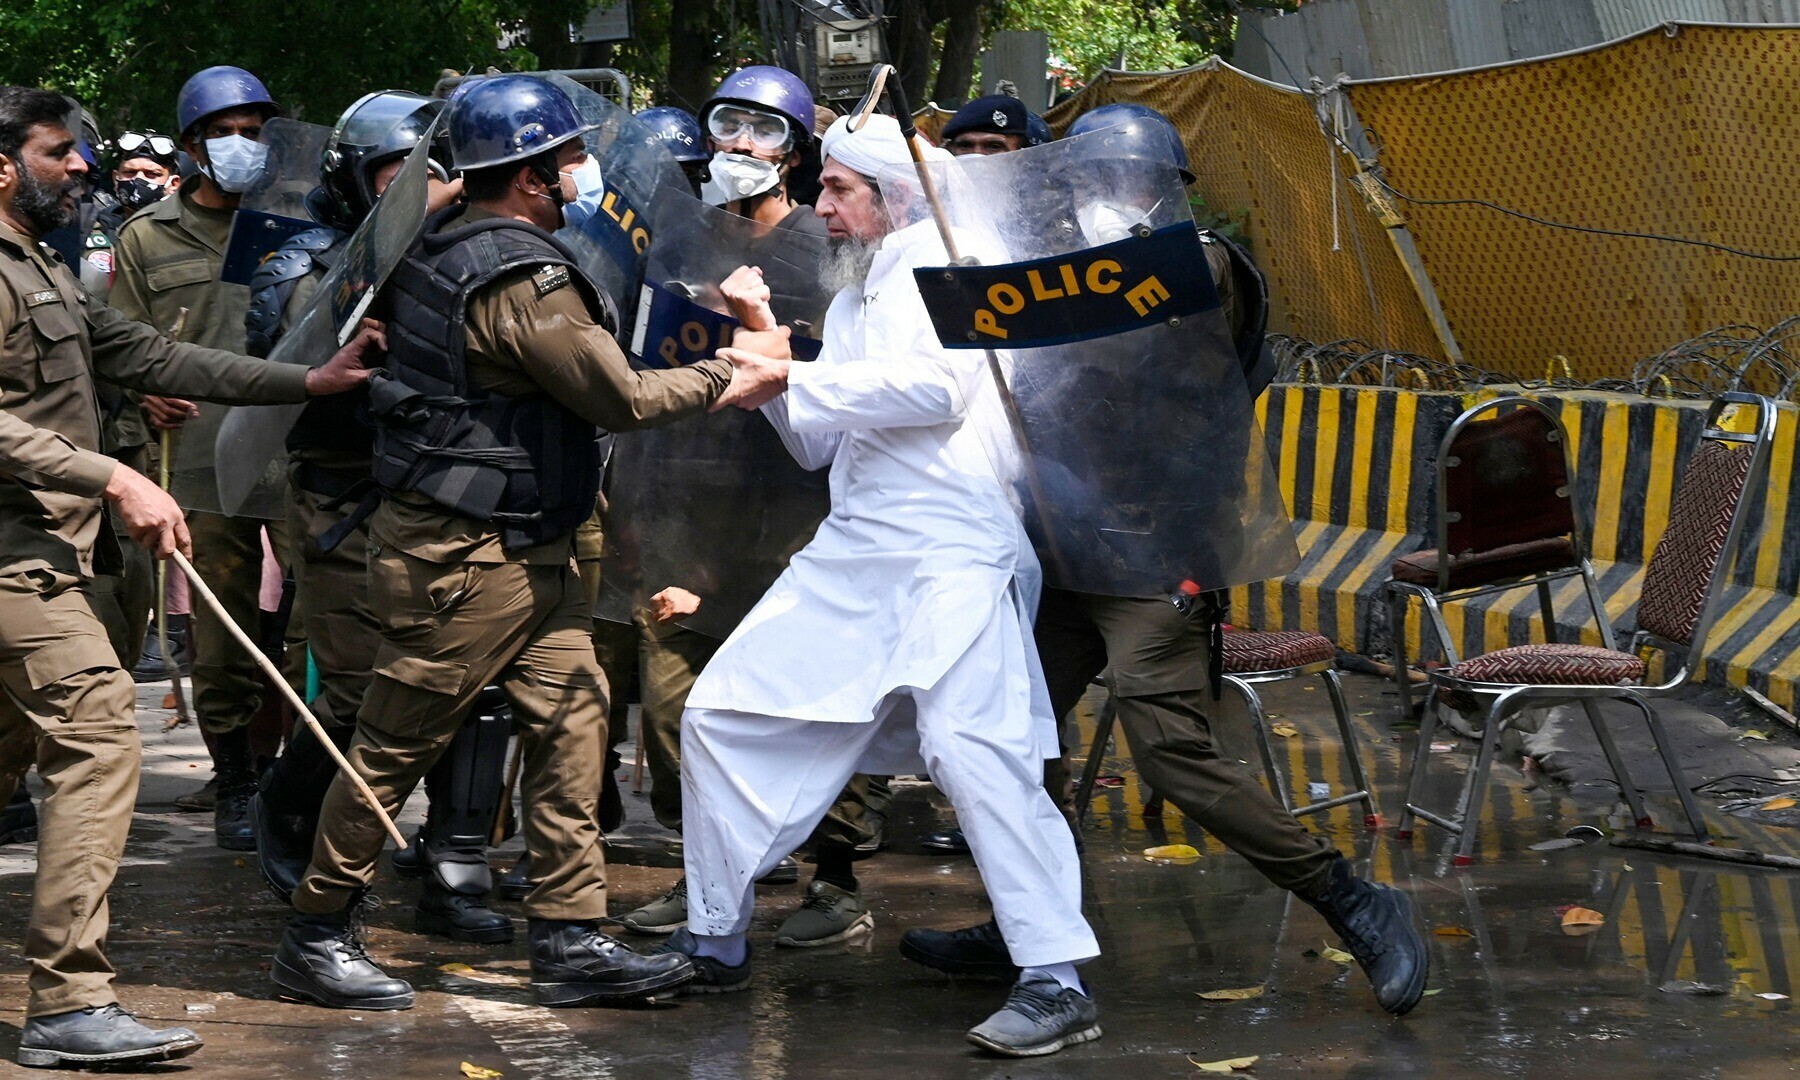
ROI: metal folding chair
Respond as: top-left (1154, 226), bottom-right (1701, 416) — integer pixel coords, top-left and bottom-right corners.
top-left (1073, 630), bottom-right (1377, 828)
top-left (1396, 393), bottom-right (1776, 865)
top-left (1386, 396), bottom-right (1616, 720)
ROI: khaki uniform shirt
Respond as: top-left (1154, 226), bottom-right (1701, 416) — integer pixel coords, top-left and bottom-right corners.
top-left (373, 207), bottom-right (731, 567)
top-left (108, 176), bottom-right (253, 513)
top-left (0, 220), bottom-right (309, 580)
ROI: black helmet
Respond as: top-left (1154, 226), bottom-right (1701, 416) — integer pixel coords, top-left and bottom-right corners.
top-left (447, 74), bottom-right (592, 173)
top-left (321, 91), bottom-right (448, 224)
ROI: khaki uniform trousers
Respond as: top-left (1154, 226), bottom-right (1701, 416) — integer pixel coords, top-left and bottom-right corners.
top-left (0, 503), bottom-right (151, 807)
top-left (295, 549), bottom-right (609, 920)
top-left (188, 509), bottom-right (289, 735)
top-left (0, 570), bottom-right (142, 1018)
top-left (286, 477), bottom-right (379, 730)
top-left (1036, 588), bottom-right (1337, 898)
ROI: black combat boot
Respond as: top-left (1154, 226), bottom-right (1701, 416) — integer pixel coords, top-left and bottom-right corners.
top-left (528, 919), bottom-right (694, 1006)
top-left (212, 728), bottom-right (257, 851)
top-left (250, 724), bottom-right (353, 902)
top-left (0, 785), bottom-right (37, 845)
top-left (417, 852), bottom-right (513, 944)
top-left (132, 614), bottom-right (190, 683)
top-left (272, 908), bottom-right (415, 1011)
top-left (497, 855), bottom-right (531, 901)
top-left (16, 1004), bottom-right (201, 1068)
top-left (390, 833), bottom-right (426, 878)
top-left (899, 918), bottom-right (1019, 980)
top-left (1303, 857), bottom-right (1429, 1015)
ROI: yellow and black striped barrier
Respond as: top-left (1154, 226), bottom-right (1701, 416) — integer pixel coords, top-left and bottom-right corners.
top-left (1233, 385), bottom-right (1800, 707)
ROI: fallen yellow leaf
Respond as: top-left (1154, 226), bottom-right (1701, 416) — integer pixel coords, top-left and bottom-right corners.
top-left (439, 962), bottom-right (477, 974)
top-left (1561, 907), bottom-right (1605, 936)
top-left (1762, 797), bottom-right (1797, 810)
top-left (1144, 844), bottom-right (1202, 862)
top-left (1196, 985), bottom-right (1265, 1001)
top-left (460, 1064), bottom-right (503, 1080)
top-left (1189, 1056), bottom-right (1259, 1073)
top-left (1269, 721), bottom-right (1299, 739)
top-left (1320, 943), bottom-right (1355, 964)
top-left (1742, 730), bottom-right (1770, 741)
top-left (1433, 926), bottom-right (1474, 938)
top-left (1422, 988), bottom-right (1443, 996)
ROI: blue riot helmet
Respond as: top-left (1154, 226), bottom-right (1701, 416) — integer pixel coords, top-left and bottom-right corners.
top-left (1065, 102), bottom-right (1194, 183)
top-left (446, 74), bottom-right (593, 173)
top-left (637, 106), bottom-right (707, 163)
top-left (1026, 112), bottom-right (1052, 147)
top-left (176, 65), bottom-right (280, 138)
top-left (702, 66), bottom-right (815, 153)
top-left (322, 91), bottom-right (449, 225)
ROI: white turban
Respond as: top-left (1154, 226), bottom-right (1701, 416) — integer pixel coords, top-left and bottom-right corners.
top-left (820, 113), bottom-right (950, 181)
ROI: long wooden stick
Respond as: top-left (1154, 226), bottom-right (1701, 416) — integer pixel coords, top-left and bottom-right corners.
top-left (168, 550), bottom-right (406, 848)
top-left (490, 737), bottom-right (524, 847)
top-left (155, 427), bottom-right (194, 731)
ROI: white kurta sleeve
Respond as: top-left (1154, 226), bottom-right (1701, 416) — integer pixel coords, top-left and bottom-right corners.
top-left (783, 352), bottom-right (966, 433)
top-left (758, 394), bottom-right (843, 470)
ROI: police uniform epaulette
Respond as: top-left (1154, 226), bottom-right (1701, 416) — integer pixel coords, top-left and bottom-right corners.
top-left (533, 263), bottom-right (571, 297)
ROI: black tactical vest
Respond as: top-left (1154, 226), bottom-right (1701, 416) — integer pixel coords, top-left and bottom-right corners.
top-left (368, 206), bottom-right (616, 550)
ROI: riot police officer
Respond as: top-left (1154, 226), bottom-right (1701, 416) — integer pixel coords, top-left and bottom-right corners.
top-left (108, 65), bottom-right (286, 847)
top-left (635, 106), bottom-right (709, 197)
top-left (272, 74), bottom-right (780, 1011)
top-left (243, 90), bottom-right (517, 945)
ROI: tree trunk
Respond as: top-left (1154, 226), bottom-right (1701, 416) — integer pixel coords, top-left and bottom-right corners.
top-left (930, 1), bottom-right (981, 106)
top-left (665, 0), bottom-right (718, 111)
top-left (886, 0), bottom-right (938, 108)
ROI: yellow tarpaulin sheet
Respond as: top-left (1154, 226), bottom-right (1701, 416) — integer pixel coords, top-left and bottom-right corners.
top-left (1345, 24), bottom-right (1800, 387)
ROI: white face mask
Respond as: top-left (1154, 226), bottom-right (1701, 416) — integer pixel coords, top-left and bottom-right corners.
top-left (556, 154), bottom-right (607, 230)
top-left (700, 152), bottom-right (781, 206)
top-left (1076, 201), bottom-right (1151, 247)
top-left (202, 134), bottom-right (269, 194)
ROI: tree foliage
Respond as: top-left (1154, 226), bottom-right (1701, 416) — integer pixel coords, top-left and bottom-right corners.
top-left (0, 0), bottom-right (584, 132)
top-left (0, 0), bottom-right (1307, 137)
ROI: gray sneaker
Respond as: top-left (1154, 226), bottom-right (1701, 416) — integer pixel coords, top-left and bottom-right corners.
top-left (774, 880), bottom-right (874, 947)
top-left (619, 877), bottom-right (688, 935)
top-left (966, 973), bottom-right (1101, 1057)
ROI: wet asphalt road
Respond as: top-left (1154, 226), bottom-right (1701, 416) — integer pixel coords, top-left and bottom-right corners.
top-left (0, 674), bottom-right (1797, 1078)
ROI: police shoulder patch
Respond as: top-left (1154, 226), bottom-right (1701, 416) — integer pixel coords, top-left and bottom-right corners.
top-left (533, 264), bottom-right (571, 298)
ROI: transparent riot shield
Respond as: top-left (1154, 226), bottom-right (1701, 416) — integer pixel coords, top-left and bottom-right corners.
top-left (211, 130), bottom-right (436, 517)
top-left (600, 187), bottom-right (833, 639)
top-left (167, 118), bottom-right (332, 518)
top-left (543, 74), bottom-right (688, 334)
top-left (220, 118), bottom-right (333, 286)
top-left (879, 121), bottom-right (1299, 596)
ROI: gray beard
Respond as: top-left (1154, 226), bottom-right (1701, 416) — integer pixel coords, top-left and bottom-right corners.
top-left (820, 237), bottom-right (879, 294)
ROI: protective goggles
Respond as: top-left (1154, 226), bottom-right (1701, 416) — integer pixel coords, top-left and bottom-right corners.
top-left (114, 131), bottom-right (178, 160)
top-left (705, 106), bottom-right (793, 153)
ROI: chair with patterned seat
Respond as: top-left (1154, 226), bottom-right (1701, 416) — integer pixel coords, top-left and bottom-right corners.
top-left (1395, 393), bottom-right (1776, 865)
top-left (1072, 628), bottom-right (1377, 828)
top-left (1386, 396), bottom-right (1616, 721)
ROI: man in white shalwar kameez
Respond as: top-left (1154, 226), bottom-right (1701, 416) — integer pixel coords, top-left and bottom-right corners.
top-left (656, 114), bottom-right (1102, 1057)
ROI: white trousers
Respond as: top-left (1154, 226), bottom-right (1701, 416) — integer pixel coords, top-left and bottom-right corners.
top-left (679, 606), bottom-right (1099, 968)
